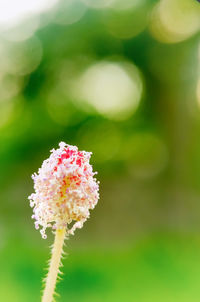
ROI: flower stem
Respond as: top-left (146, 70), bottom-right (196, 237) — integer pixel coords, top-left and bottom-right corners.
top-left (42, 228), bottom-right (66, 302)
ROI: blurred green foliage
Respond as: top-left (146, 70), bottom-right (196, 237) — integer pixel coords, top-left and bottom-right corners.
top-left (0, 0), bottom-right (200, 301)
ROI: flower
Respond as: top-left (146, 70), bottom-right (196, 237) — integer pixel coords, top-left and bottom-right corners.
top-left (28, 142), bottom-right (99, 239)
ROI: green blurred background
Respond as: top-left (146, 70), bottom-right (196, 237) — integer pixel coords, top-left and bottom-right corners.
top-left (0, 0), bottom-right (200, 301)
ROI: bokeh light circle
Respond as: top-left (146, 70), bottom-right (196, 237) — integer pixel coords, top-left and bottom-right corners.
top-left (70, 60), bottom-right (143, 120)
top-left (0, 36), bottom-right (43, 76)
top-left (53, 0), bottom-right (87, 26)
top-left (103, 0), bottom-right (148, 39)
top-left (149, 0), bottom-right (200, 44)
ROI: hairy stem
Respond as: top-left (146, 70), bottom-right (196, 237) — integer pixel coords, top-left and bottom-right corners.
top-left (42, 229), bottom-right (66, 302)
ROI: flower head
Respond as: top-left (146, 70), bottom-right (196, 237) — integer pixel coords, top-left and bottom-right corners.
top-left (28, 142), bottom-right (99, 239)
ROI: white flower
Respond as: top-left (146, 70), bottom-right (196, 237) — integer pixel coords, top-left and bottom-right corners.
top-left (29, 142), bottom-right (99, 238)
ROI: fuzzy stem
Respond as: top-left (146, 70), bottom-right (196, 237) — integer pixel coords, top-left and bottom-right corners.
top-left (42, 228), bottom-right (66, 302)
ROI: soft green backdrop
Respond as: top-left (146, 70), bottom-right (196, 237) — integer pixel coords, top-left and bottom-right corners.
top-left (0, 0), bottom-right (200, 301)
